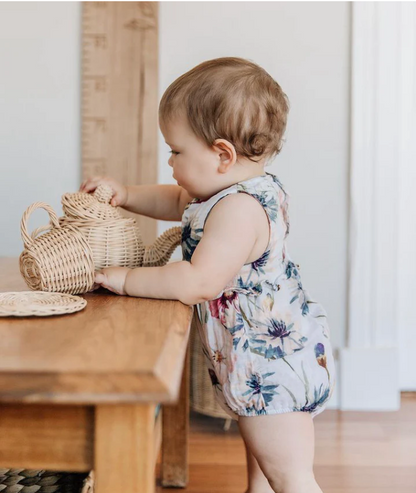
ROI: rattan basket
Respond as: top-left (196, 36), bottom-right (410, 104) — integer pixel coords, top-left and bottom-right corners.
top-left (19, 202), bottom-right (95, 295)
top-left (0, 468), bottom-right (93, 492)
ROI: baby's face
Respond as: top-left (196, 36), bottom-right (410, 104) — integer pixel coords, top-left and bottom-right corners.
top-left (160, 115), bottom-right (223, 199)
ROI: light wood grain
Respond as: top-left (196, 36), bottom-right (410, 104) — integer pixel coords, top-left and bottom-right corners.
top-left (81, 1), bottom-right (159, 246)
top-left (0, 403), bottom-right (93, 471)
top-left (161, 343), bottom-right (190, 487)
top-left (95, 403), bottom-right (157, 493)
top-left (0, 401), bottom-right (161, 474)
top-left (0, 258), bottom-right (193, 404)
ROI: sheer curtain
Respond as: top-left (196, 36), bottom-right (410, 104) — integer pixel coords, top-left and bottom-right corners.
top-left (397, 3), bottom-right (416, 391)
top-left (341, 2), bottom-right (416, 410)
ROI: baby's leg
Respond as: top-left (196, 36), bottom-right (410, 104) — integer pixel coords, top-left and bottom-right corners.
top-left (244, 441), bottom-right (274, 493)
top-left (238, 411), bottom-right (323, 493)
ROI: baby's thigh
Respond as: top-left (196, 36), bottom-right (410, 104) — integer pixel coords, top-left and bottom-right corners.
top-left (238, 411), bottom-right (316, 481)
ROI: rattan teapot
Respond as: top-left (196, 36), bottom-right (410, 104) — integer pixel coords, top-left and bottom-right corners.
top-left (19, 185), bottom-right (182, 294)
top-left (59, 184), bottom-right (182, 271)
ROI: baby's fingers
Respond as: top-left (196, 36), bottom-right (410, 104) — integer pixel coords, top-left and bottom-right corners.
top-left (80, 177), bottom-right (102, 193)
top-left (79, 180), bottom-right (93, 192)
top-left (110, 193), bottom-right (121, 207)
top-left (83, 183), bottom-right (98, 193)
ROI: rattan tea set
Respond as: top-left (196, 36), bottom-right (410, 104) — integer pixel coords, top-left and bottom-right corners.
top-left (0, 184), bottom-right (181, 317)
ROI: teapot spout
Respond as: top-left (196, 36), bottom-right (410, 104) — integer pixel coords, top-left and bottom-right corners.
top-left (143, 226), bottom-right (182, 267)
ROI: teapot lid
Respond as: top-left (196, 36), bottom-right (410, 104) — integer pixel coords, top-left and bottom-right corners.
top-left (61, 184), bottom-right (123, 221)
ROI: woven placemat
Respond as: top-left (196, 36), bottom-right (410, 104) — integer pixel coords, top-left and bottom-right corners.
top-left (0, 292), bottom-right (87, 317)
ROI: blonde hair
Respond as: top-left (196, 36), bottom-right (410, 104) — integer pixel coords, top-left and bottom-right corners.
top-left (159, 57), bottom-right (290, 164)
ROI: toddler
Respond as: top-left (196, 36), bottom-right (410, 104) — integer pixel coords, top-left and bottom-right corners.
top-left (80, 57), bottom-right (336, 493)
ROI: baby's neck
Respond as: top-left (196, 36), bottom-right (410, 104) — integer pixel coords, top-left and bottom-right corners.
top-left (231, 158), bottom-right (267, 182)
top-left (191, 158), bottom-right (269, 201)
top-left (202, 160), bottom-right (267, 200)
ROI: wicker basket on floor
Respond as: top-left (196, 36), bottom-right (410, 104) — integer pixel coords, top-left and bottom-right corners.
top-left (190, 309), bottom-right (233, 423)
top-left (0, 468), bottom-right (93, 492)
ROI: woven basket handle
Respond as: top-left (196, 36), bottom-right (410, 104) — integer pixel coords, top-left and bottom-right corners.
top-left (20, 202), bottom-right (61, 249)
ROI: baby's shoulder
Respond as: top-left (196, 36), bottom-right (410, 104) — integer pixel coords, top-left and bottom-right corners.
top-left (199, 190), bottom-right (269, 247)
top-left (207, 190), bottom-right (266, 219)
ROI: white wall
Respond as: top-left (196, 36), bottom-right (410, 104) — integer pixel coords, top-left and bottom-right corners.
top-left (0, 1), bottom-right (350, 354)
top-left (0, 2), bottom-right (81, 256)
top-left (158, 2), bottom-right (351, 351)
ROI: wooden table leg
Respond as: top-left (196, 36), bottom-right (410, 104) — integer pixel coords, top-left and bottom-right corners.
top-left (95, 403), bottom-right (156, 493)
top-left (161, 342), bottom-right (190, 487)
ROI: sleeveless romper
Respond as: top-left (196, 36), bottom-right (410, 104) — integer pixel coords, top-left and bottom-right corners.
top-left (181, 172), bottom-right (336, 420)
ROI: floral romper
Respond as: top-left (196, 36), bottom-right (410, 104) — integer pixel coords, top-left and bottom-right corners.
top-left (181, 172), bottom-right (336, 420)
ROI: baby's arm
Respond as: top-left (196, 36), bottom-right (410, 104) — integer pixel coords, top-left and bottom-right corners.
top-left (124, 184), bottom-right (191, 221)
top-left (124, 193), bottom-right (263, 305)
top-left (81, 177), bottom-right (189, 221)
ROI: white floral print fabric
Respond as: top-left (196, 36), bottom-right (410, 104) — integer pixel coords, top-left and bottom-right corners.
top-left (181, 172), bottom-right (336, 419)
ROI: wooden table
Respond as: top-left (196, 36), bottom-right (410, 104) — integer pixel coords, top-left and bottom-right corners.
top-left (0, 257), bottom-right (193, 493)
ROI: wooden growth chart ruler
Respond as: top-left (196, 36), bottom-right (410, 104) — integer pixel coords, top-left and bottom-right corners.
top-left (81, 2), bottom-right (159, 242)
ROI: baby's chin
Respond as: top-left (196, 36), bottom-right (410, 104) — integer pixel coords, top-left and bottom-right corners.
top-left (180, 184), bottom-right (193, 197)
top-left (179, 183), bottom-right (204, 201)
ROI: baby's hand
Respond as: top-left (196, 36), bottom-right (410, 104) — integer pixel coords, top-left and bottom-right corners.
top-left (79, 175), bottom-right (128, 207)
top-left (94, 267), bottom-right (131, 296)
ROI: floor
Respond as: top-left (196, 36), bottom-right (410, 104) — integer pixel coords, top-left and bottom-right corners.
top-left (157, 393), bottom-right (416, 493)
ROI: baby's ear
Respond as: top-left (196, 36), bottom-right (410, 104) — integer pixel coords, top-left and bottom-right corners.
top-left (212, 139), bottom-right (237, 169)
